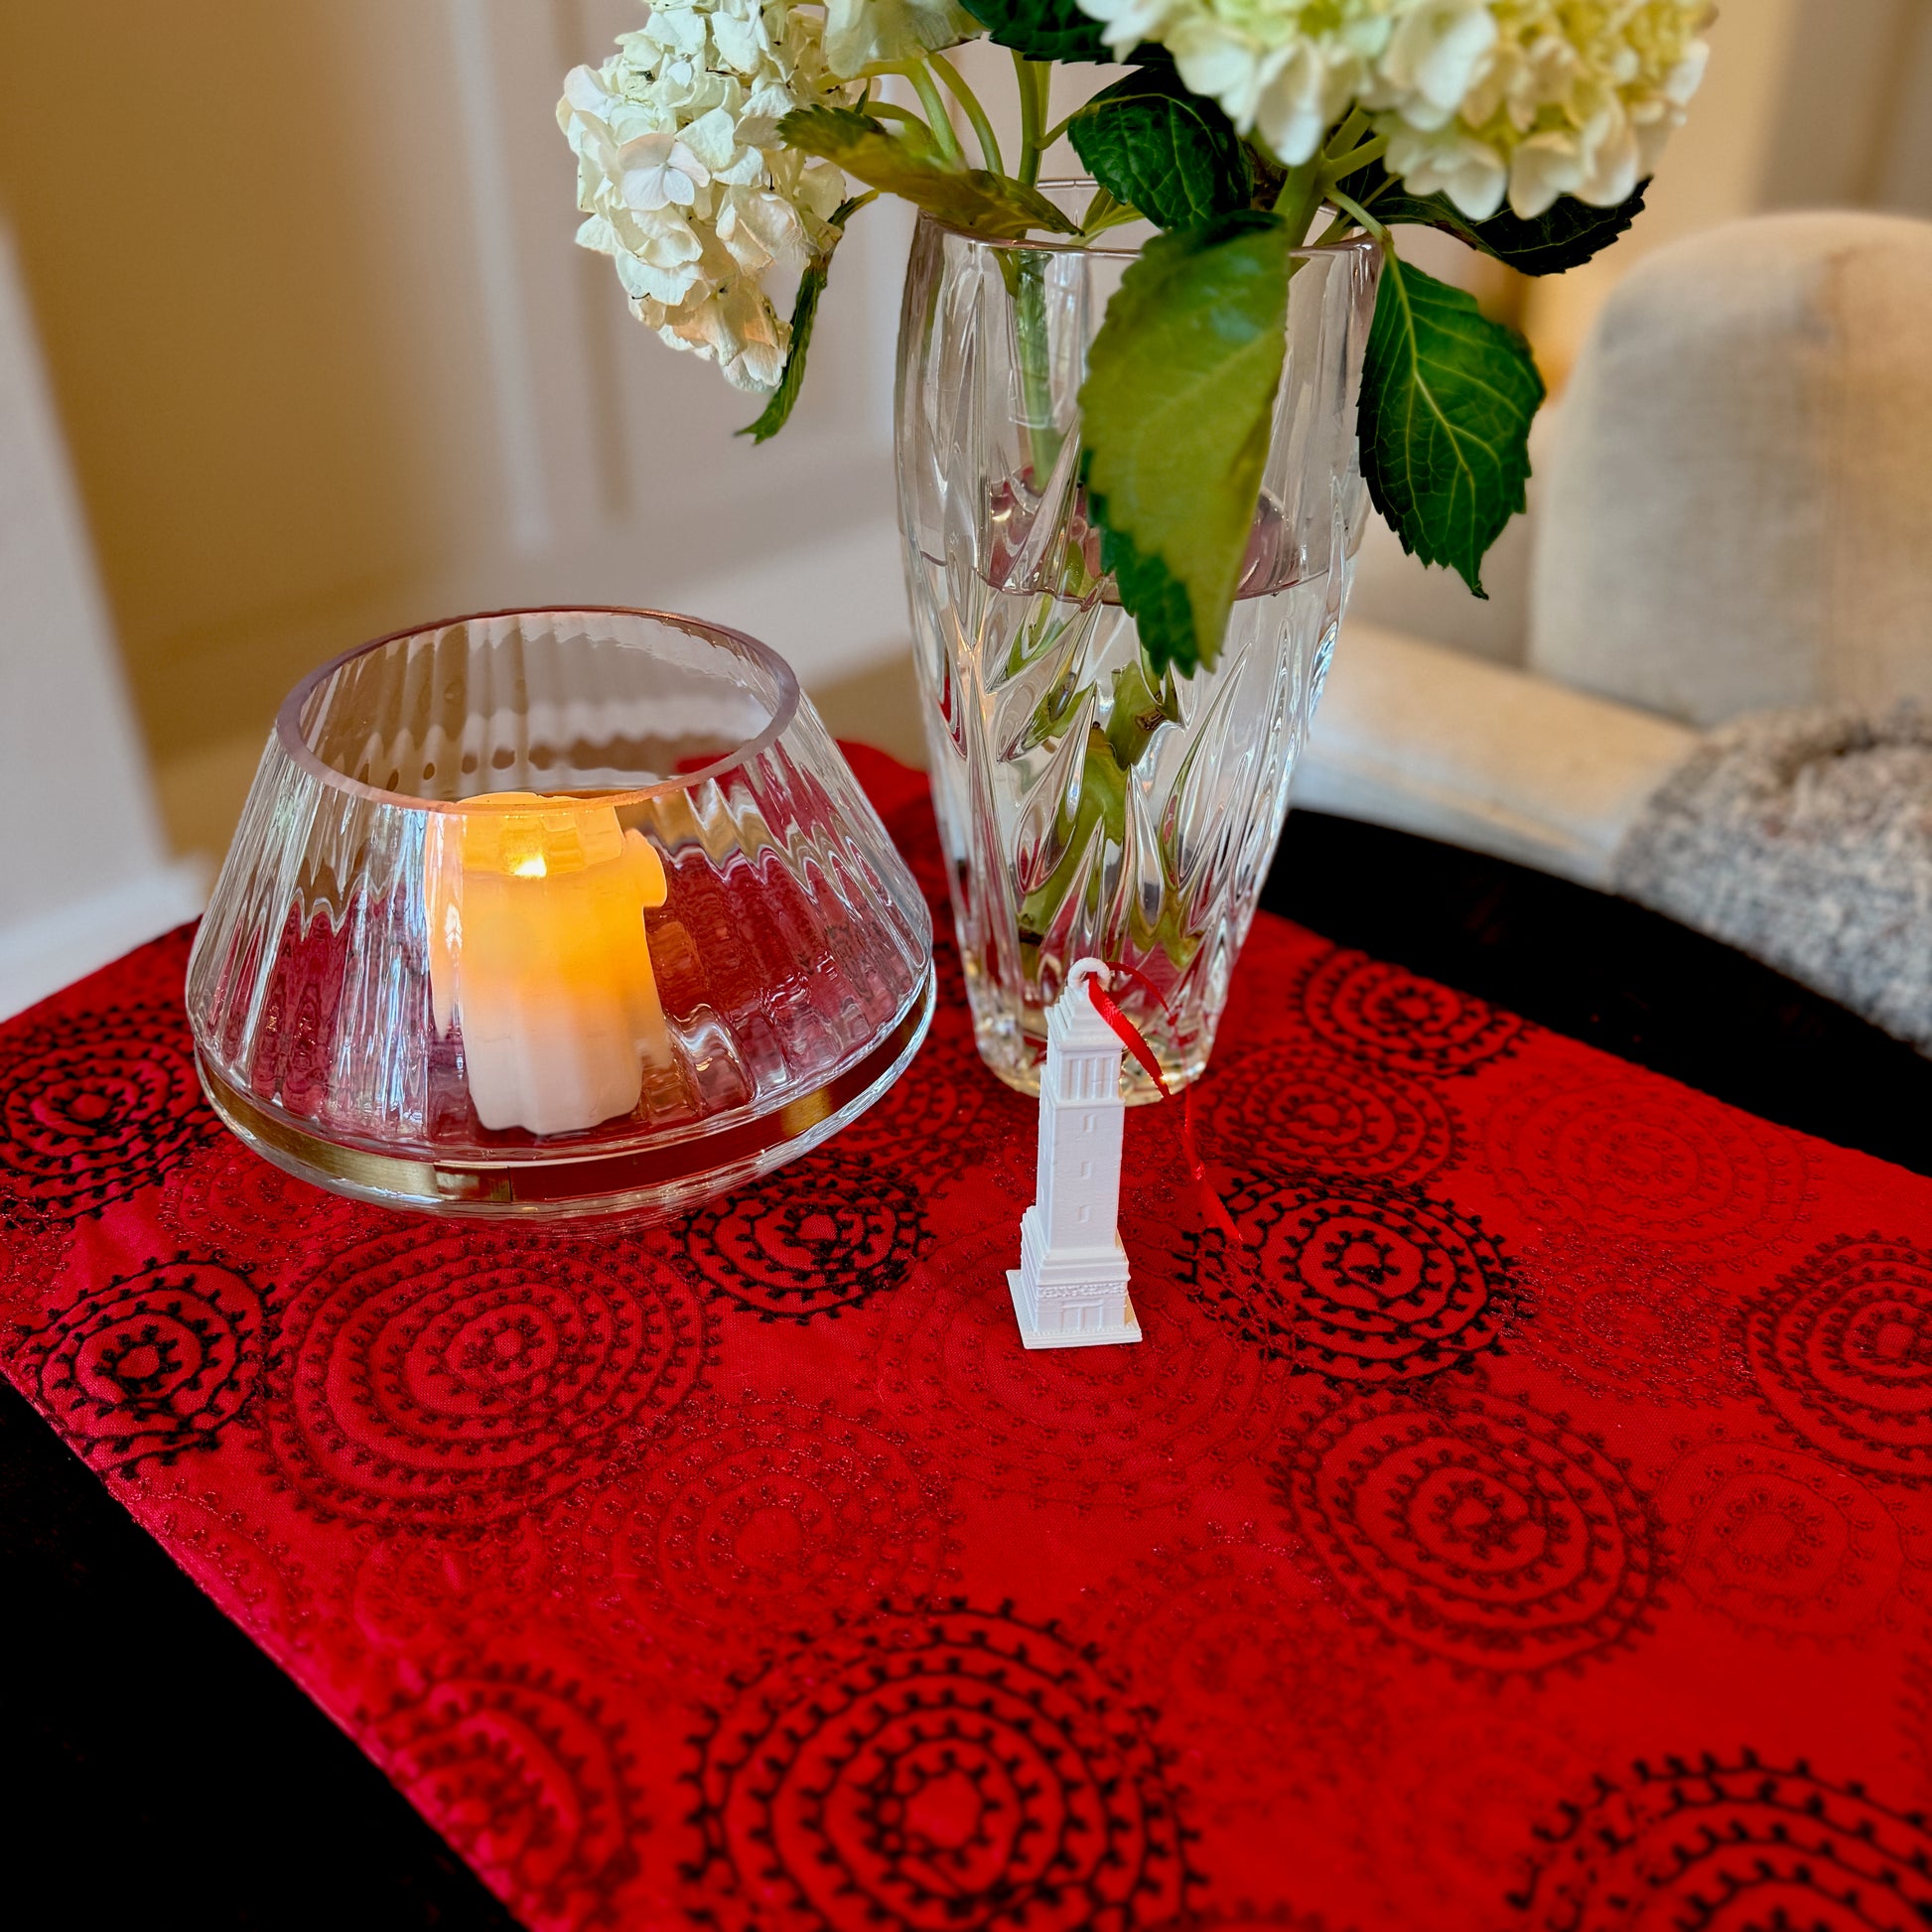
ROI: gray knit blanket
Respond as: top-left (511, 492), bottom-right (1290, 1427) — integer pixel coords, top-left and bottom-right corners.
top-left (1613, 704), bottom-right (1932, 1052)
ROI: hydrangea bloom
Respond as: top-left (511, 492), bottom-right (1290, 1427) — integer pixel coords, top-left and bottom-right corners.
top-left (1074, 0), bottom-right (1396, 167)
top-left (1375, 0), bottom-right (1712, 219)
top-left (558, 0), bottom-right (854, 393)
top-left (1071, 0), bottom-right (1712, 220)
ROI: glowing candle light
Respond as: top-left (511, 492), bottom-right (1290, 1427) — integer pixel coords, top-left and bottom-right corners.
top-left (426, 792), bottom-right (670, 1135)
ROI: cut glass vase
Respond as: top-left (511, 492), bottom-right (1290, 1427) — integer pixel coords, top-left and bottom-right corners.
top-left (186, 609), bottom-right (933, 1221)
top-left (897, 186), bottom-right (1380, 1098)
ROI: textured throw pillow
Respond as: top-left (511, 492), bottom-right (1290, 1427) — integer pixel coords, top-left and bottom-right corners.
top-left (1614, 705), bottom-right (1932, 1051)
top-left (1532, 212), bottom-right (1932, 727)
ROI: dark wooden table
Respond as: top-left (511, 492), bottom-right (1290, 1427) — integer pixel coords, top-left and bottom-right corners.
top-left (2, 811), bottom-right (1924, 1928)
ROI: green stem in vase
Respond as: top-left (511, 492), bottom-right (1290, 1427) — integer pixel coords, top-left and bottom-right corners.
top-left (1001, 247), bottom-right (1062, 483)
top-left (1017, 653), bottom-right (1193, 978)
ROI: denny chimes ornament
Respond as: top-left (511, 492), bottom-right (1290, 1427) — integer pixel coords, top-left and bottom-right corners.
top-left (1008, 959), bottom-right (1141, 1350)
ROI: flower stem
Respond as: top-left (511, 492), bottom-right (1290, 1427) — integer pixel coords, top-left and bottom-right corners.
top-left (1319, 132), bottom-right (1388, 184)
top-left (1015, 52), bottom-right (1046, 188)
top-left (1327, 105), bottom-right (1371, 159)
top-left (1272, 157), bottom-right (1323, 243)
top-left (930, 52), bottom-right (1002, 175)
top-left (898, 62), bottom-right (962, 164)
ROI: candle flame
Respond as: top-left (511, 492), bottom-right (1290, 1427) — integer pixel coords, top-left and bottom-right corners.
top-left (510, 854), bottom-right (548, 879)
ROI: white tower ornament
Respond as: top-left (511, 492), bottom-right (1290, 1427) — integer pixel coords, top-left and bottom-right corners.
top-left (1007, 957), bottom-right (1142, 1349)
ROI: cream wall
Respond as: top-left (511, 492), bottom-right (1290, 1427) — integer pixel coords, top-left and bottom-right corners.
top-left (2, 0), bottom-right (1930, 879)
top-left (0, 0), bottom-right (905, 798)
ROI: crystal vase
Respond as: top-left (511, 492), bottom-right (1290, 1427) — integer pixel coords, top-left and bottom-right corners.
top-left (896, 187), bottom-right (1379, 1098)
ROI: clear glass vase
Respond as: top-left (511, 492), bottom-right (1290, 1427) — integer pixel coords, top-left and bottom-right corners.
top-left (186, 609), bottom-right (932, 1221)
top-left (897, 188), bottom-right (1380, 1098)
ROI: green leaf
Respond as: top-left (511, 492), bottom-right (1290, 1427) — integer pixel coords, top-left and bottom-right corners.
top-left (958, 0), bottom-right (1110, 63)
top-left (1067, 68), bottom-right (1250, 229)
top-left (738, 199), bottom-right (870, 445)
top-left (778, 105), bottom-right (1078, 238)
top-left (1079, 209), bottom-right (1293, 676)
top-left (824, 0), bottom-right (983, 78)
top-left (1357, 251), bottom-right (1545, 596)
top-left (1335, 157), bottom-right (1649, 276)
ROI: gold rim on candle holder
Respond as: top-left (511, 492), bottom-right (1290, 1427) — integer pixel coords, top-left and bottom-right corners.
top-left (196, 966), bottom-right (933, 1223)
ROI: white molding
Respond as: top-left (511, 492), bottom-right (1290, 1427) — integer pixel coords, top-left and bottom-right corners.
top-left (0, 862), bottom-right (209, 1022)
top-left (448, 0), bottom-right (554, 555)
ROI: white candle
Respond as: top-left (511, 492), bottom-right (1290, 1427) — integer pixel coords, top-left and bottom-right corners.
top-left (426, 793), bottom-right (671, 1135)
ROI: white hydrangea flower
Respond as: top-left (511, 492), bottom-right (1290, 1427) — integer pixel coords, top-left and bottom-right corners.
top-left (1074, 0), bottom-right (1401, 166)
top-left (559, 0), bottom-right (856, 393)
top-left (1374, 0), bottom-right (1713, 220)
top-left (1070, 0), bottom-right (1711, 220)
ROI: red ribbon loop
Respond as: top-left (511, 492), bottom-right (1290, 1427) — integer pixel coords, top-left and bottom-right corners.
top-left (1078, 964), bottom-right (1246, 1248)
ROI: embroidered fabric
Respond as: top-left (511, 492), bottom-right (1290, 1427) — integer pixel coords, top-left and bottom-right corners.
top-left (2, 747), bottom-right (1930, 1932)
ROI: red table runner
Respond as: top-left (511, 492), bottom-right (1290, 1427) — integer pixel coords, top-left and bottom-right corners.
top-left (3, 749), bottom-right (1930, 1931)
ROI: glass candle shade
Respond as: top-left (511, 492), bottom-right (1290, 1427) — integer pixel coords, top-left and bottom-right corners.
top-left (185, 609), bottom-right (934, 1221)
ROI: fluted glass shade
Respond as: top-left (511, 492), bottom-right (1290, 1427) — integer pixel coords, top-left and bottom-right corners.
top-left (186, 609), bottom-right (933, 1220)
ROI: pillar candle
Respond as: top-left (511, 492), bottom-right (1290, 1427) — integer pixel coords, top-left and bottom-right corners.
top-left (426, 792), bottom-right (670, 1136)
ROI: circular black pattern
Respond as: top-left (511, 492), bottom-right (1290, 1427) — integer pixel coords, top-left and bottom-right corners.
top-left (678, 1154), bottom-right (931, 1320)
top-left (0, 1006), bottom-right (212, 1222)
top-left (1660, 1438), bottom-right (1906, 1642)
top-left (21, 1258), bottom-right (265, 1470)
top-left (686, 1600), bottom-right (1195, 1930)
top-left (1484, 1069), bottom-right (1808, 1261)
top-left (1744, 1233), bottom-right (1932, 1480)
top-left (1274, 1382), bottom-right (1661, 1676)
top-left (1203, 1043), bottom-right (1458, 1182)
top-left (1181, 1173), bottom-right (1519, 1383)
top-left (1512, 1752), bottom-right (1932, 1930)
top-left (1298, 948), bottom-right (1527, 1080)
top-left (262, 1225), bottom-right (707, 1528)
top-left (377, 1661), bottom-right (642, 1929)
top-left (574, 1395), bottom-right (956, 1654)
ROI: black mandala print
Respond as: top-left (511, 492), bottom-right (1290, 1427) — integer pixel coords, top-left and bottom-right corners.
top-left (1275, 1382), bottom-right (1662, 1677)
top-left (22, 1257), bottom-right (266, 1469)
top-left (0, 1006), bottom-right (212, 1222)
top-left (376, 1660), bottom-right (643, 1929)
top-left (678, 1153), bottom-right (932, 1320)
top-left (1511, 1751), bottom-right (1932, 1930)
top-left (1182, 1173), bottom-right (1520, 1383)
top-left (1202, 1042), bottom-right (1460, 1183)
top-left (685, 1599), bottom-right (1197, 1930)
top-left (261, 1225), bottom-right (707, 1528)
top-left (1744, 1231), bottom-right (1932, 1481)
top-left (1297, 948), bottom-right (1527, 1080)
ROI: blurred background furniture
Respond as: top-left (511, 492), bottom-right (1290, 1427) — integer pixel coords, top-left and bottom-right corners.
top-left (1315, 208), bottom-right (1932, 889)
top-left (0, 224), bottom-right (204, 1013)
top-left (5, 0), bottom-right (1932, 1019)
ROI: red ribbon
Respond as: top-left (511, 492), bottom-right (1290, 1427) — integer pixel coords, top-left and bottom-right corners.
top-left (1080, 964), bottom-right (1246, 1248)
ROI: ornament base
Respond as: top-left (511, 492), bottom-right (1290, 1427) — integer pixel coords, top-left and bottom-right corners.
top-left (1006, 1270), bottom-right (1142, 1350)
